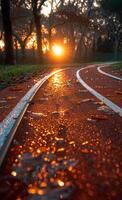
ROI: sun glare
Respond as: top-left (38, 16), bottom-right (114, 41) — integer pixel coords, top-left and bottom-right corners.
top-left (52, 45), bottom-right (63, 56)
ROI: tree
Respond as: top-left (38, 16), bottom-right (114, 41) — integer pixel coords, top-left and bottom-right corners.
top-left (32, 0), bottom-right (47, 63)
top-left (1, 0), bottom-right (15, 64)
top-left (74, 0), bottom-right (94, 61)
top-left (12, 6), bottom-right (34, 59)
top-left (98, 0), bottom-right (122, 23)
top-left (12, 0), bottom-right (47, 63)
top-left (98, 0), bottom-right (122, 59)
top-left (100, 0), bottom-right (122, 12)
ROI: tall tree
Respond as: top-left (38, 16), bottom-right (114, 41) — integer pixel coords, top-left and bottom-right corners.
top-left (1, 0), bottom-right (15, 64)
top-left (98, 0), bottom-right (122, 58)
top-left (100, 0), bottom-right (122, 12)
top-left (32, 0), bottom-right (47, 63)
top-left (11, 0), bottom-right (47, 63)
top-left (12, 6), bottom-right (33, 58)
top-left (98, 0), bottom-right (122, 22)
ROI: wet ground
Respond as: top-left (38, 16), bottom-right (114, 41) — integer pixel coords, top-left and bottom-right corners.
top-left (80, 66), bottom-right (122, 107)
top-left (0, 67), bottom-right (122, 200)
top-left (103, 67), bottom-right (122, 79)
top-left (0, 72), bottom-right (48, 122)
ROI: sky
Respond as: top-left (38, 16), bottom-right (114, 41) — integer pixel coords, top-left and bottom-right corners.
top-left (42, 0), bottom-right (99, 16)
top-left (42, 0), bottom-right (61, 16)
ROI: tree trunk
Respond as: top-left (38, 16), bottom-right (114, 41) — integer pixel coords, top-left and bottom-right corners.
top-left (92, 33), bottom-right (97, 52)
top-left (69, 23), bottom-right (75, 58)
top-left (1, 0), bottom-right (15, 65)
top-left (48, 0), bottom-right (54, 52)
top-left (114, 37), bottom-right (119, 60)
top-left (14, 39), bottom-right (18, 63)
top-left (32, 41), bottom-right (35, 58)
top-left (48, 27), bottom-right (52, 51)
top-left (21, 44), bottom-right (26, 59)
top-left (74, 37), bottom-right (82, 62)
top-left (33, 13), bottom-right (43, 63)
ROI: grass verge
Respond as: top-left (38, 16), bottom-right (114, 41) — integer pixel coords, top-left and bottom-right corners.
top-left (0, 64), bottom-right (49, 81)
top-left (0, 64), bottom-right (51, 89)
top-left (112, 62), bottom-right (122, 70)
top-left (0, 63), bottom-right (82, 89)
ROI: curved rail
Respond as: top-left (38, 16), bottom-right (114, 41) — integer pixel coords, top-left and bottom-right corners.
top-left (76, 66), bottom-right (122, 117)
top-left (0, 68), bottom-right (68, 167)
top-left (97, 66), bottom-right (122, 81)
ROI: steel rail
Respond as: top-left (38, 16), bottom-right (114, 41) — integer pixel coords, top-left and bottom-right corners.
top-left (0, 68), bottom-right (68, 167)
top-left (76, 66), bottom-right (122, 117)
top-left (97, 66), bottom-right (122, 81)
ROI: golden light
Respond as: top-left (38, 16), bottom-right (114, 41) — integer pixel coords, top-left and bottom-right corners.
top-left (0, 40), bottom-right (4, 50)
top-left (52, 73), bottom-right (63, 89)
top-left (11, 171), bottom-right (17, 177)
top-left (52, 44), bottom-right (63, 56)
top-left (57, 180), bottom-right (65, 187)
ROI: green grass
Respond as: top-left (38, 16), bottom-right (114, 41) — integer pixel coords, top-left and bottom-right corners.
top-left (0, 64), bottom-right (52, 89)
top-left (0, 64), bottom-right (49, 81)
top-left (112, 62), bottom-right (122, 70)
top-left (0, 63), bottom-right (82, 89)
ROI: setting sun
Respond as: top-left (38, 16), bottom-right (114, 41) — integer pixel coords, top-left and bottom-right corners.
top-left (52, 45), bottom-right (63, 56)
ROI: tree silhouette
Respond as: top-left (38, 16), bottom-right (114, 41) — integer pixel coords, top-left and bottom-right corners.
top-left (1, 0), bottom-right (15, 64)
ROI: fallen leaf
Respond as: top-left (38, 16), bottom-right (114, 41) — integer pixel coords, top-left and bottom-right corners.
top-left (40, 97), bottom-right (48, 102)
top-left (115, 91), bottom-right (122, 95)
top-left (87, 118), bottom-right (96, 122)
top-left (51, 111), bottom-right (60, 117)
top-left (0, 105), bottom-right (9, 109)
top-left (31, 112), bottom-right (47, 119)
top-left (94, 101), bottom-right (104, 105)
top-left (79, 89), bottom-right (88, 93)
top-left (66, 80), bottom-right (72, 87)
top-left (81, 98), bottom-right (94, 103)
top-left (97, 105), bottom-right (114, 115)
top-left (6, 96), bottom-right (16, 100)
top-left (0, 100), bottom-right (7, 104)
top-left (91, 115), bottom-right (108, 120)
top-left (9, 87), bottom-right (23, 92)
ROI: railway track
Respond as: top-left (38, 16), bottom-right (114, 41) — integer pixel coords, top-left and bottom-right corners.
top-left (0, 69), bottom-right (67, 167)
top-left (0, 64), bottom-right (121, 200)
